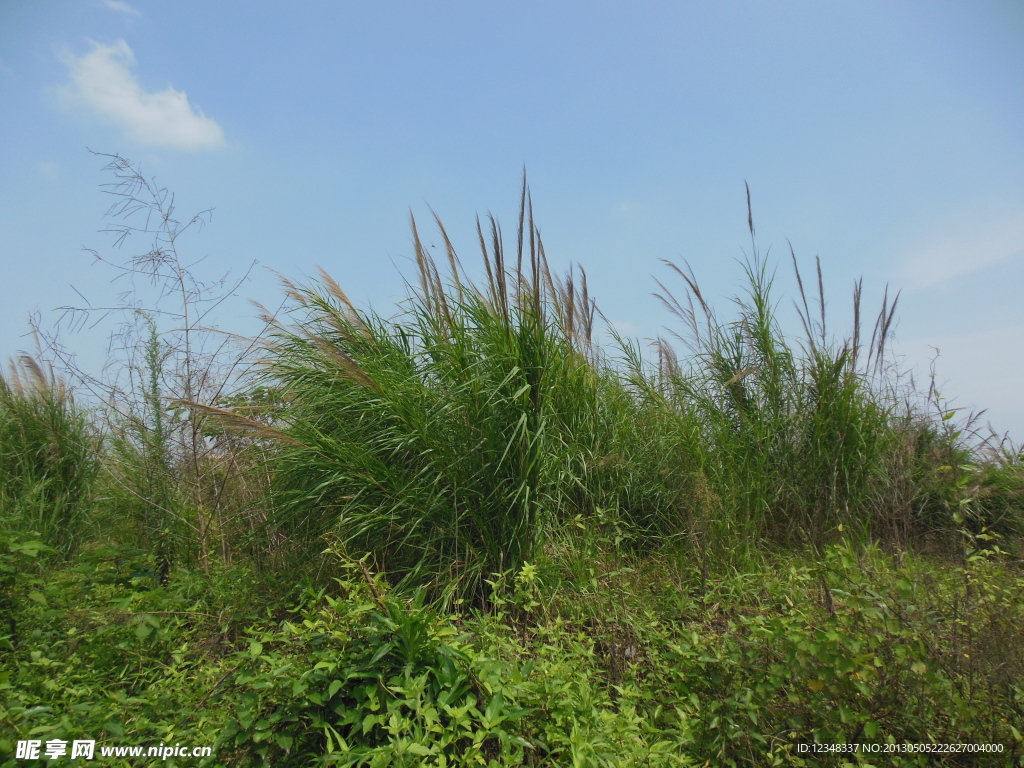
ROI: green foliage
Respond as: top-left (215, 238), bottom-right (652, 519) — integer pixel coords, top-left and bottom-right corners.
top-left (969, 444), bottom-right (1024, 538)
top-left (0, 550), bottom-right (251, 767)
top-left (255, 188), bottom-right (1010, 604)
top-left (222, 562), bottom-right (533, 766)
top-left (0, 357), bottom-right (97, 554)
top-left (644, 249), bottom-right (965, 556)
top-left (635, 543), bottom-right (1024, 765)
top-left (5, 170), bottom-right (1024, 766)
top-left (4, 538), bottom-right (1023, 767)
top-left (262, 185), bottom-right (661, 604)
top-left (219, 545), bottom-right (1024, 766)
top-left (0, 521), bottom-right (52, 657)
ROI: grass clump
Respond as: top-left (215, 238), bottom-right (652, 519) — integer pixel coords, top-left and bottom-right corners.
top-left (0, 355), bottom-right (97, 555)
top-left (263, 181), bottom-right (626, 605)
top-left (643, 255), bottom-right (931, 556)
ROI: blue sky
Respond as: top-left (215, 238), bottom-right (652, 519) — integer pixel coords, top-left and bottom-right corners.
top-left (2, 0), bottom-right (1023, 441)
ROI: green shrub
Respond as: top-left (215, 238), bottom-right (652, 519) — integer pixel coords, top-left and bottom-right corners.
top-left (0, 548), bottom-right (252, 766)
top-left (222, 560), bottom-right (533, 767)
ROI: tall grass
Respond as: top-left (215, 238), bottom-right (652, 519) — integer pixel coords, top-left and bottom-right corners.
top-left (235, 182), bottom-right (1001, 602)
top-left (646, 257), bottom-right (898, 548)
top-left (97, 317), bottom-right (279, 580)
top-left (640, 194), bottom-right (972, 556)
top-left (262, 181), bottom-right (639, 603)
top-left (0, 355), bottom-right (97, 554)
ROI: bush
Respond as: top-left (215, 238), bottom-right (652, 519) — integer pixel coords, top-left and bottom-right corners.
top-left (223, 560), bottom-right (533, 767)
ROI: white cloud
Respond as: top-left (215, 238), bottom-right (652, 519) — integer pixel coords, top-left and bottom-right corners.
top-left (60, 40), bottom-right (224, 151)
top-left (102, 0), bottom-right (140, 16)
top-left (896, 210), bottom-right (1024, 291)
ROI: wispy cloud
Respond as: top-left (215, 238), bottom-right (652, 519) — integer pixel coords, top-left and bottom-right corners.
top-left (39, 161), bottom-right (60, 180)
top-left (102, 0), bottom-right (141, 16)
top-left (897, 210), bottom-right (1024, 291)
top-left (59, 40), bottom-right (225, 151)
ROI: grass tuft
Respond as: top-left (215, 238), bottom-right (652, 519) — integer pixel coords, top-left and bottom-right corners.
top-left (0, 355), bottom-right (97, 554)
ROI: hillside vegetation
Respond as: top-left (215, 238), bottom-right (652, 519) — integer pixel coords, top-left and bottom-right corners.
top-left (2, 160), bottom-right (1023, 766)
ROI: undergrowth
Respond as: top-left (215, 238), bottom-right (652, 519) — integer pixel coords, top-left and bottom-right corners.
top-left (3, 543), bottom-right (1023, 766)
